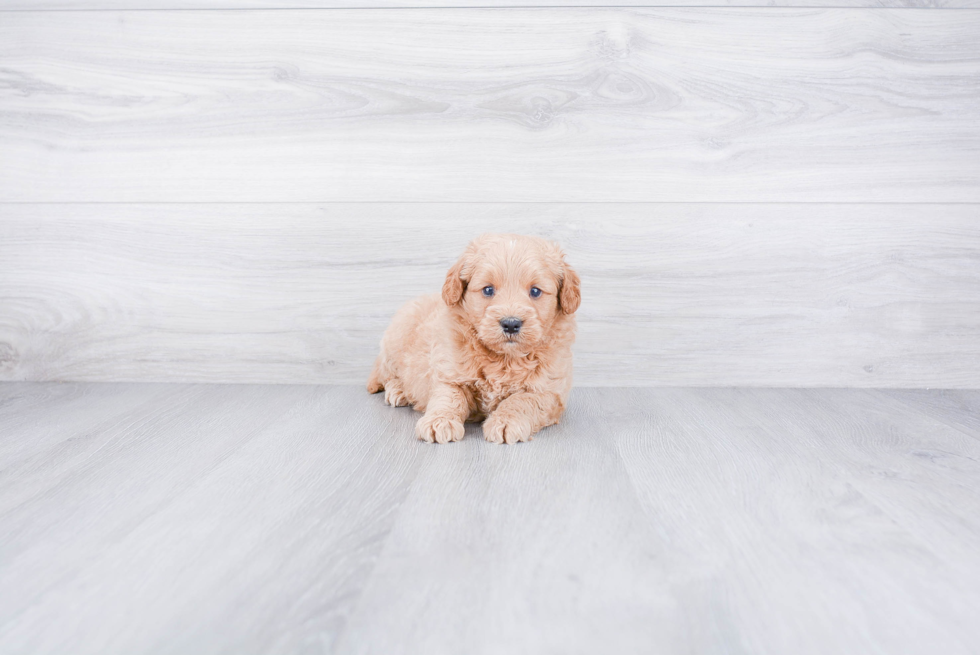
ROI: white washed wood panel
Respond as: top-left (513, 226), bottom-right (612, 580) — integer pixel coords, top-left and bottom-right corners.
top-left (1, 10), bottom-right (979, 202)
top-left (1, 203), bottom-right (978, 387)
top-left (4, 0), bottom-right (979, 8)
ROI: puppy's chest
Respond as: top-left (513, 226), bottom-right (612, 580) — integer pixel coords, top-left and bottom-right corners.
top-left (471, 377), bottom-right (525, 416)
top-left (469, 359), bottom-right (546, 416)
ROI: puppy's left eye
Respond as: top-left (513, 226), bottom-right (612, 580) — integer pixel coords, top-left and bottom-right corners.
top-left (482, 286), bottom-right (495, 297)
top-left (529, 287), bottom-right (542, 298)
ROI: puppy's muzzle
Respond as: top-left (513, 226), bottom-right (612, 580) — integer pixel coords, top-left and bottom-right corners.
top-left (499, 317), bottom-right (523, 335)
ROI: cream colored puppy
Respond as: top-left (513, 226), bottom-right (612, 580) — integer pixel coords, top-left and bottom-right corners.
top-left (368, 234), bottom-right (580, 444)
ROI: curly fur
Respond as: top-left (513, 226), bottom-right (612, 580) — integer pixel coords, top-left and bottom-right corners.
top-left (367, 234), bottom-right (580, 444)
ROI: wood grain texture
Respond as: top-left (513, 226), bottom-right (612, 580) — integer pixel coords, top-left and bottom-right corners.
top-left (5, 0), bottom-right (980, 8)
top-left (2, 203), bottom-right (978, 387)
top-left (1, 383), bottom-right (979, 653)
top-left (2, 9), bottom-right (979, 202)
top-left (0, 383), bottom-right (427, 654)
top-left (880, 389), bottom-right (980, 438)
top-left (607, 387), bottom-right (980, 655)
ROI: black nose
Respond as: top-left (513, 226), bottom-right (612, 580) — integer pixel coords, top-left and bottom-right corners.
top-left (500, 317), bottom-right (522, 335)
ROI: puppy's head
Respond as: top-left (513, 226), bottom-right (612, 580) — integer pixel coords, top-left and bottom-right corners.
top-left (442, 234), bottom-right (580, 355)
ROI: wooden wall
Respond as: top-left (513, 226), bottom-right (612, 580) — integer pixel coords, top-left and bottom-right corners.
top-left (1, 4), bottom-right (978, 387)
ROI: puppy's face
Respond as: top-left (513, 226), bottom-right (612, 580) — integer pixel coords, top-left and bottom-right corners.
top-left (442, 234), bottom-right (580, 355)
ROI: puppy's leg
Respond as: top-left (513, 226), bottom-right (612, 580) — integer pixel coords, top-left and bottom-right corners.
top-left (415, 384), bottom-right (470, 444)
top-left (484, 392), bottom-right (564, 444)
top-left (367, 357), bottom-right (384, 394)
top-left (383, 379), bottom-right (410, 407)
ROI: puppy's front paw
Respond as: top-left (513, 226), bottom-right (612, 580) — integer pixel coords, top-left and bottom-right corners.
top-left (384, 383), bottom-right (409, 407)
top-left (415, 414), bottom-right (465, 444)
top-left (483, 414), bottom-right (533, 445)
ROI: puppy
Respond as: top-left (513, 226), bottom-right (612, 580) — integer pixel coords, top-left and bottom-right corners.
top-left (367, 234), bottom-right (580, 444)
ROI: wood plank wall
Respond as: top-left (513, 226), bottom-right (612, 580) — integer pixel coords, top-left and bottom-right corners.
top-left (1, 4), bottom-right (978, 387)
top-left (4, 0), bottom-right (980, 8)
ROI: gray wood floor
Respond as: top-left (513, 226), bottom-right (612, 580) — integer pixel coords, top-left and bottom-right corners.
top-left (1, 383), bottom-right (978, 654)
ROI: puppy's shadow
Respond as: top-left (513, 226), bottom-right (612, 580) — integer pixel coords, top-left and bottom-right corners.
top-left (462, 422), bottom-right (484, 441)
top-left (368, 393), bottom-right (563, 444)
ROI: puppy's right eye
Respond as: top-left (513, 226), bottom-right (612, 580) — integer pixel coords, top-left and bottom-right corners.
top-left (482, 286), bottom-right (495, 297)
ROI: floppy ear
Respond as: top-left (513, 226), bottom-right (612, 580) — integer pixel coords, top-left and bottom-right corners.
top-left (442, 254), bottom-right (468, 306)
top-left (558, 262), bottom-right (581, 315)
